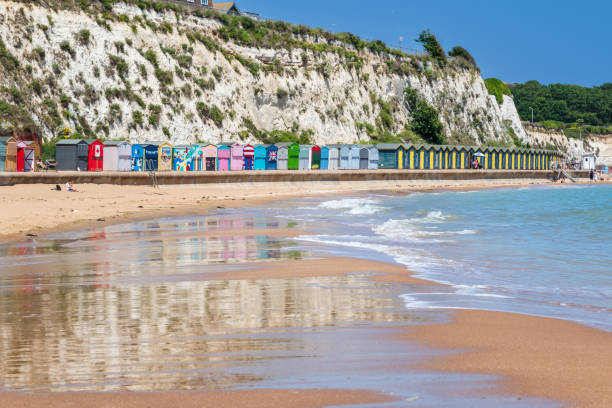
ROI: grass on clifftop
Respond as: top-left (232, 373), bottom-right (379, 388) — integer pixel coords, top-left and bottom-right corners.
top-left (485, 78), bottom-right (512, 104)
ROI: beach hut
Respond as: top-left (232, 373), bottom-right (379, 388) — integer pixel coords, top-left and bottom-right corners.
top-left (320, 146), bottom-right (329, 170)
top-left (243, 144), bottom-right (255, 170)
top-left (173, 145), bottom-right (189, 171)
top-left (311, 145), bottom-right (321, 169)
top-left (103, 140), bottom-right (127, 171)
top-left (158, 141), bottom-right (173, 171)
top-left (131, 144), bottom-right (145, 171)
top-left (0, 136), bottom-right (12, 171)
top-left (143, 142), bottom-right (160, 171)
top-left (326, 145), bottom-right (340, 170)
top-left (188, 145), bottom-right (204, 171)
top-left (439, 146), bottom-right (449, 169)
top-left (377, 144), bottom-right (404, 169)
top-left (277, 144), bottom-right (288, 170)
top-left (404, 144), bottom-right (418, 169)
top-left (349, 145), bottom-right (360, 170)
top-left (85, 139), bottom-right (104, 172)
top-left (254, 145), bottom-right (267, 170)
top-left (230, 143), bottom-right (244, 171)
top-left (431, 145), bottom-right (442, 169)
top-left (299, 145), bottom-right (312, 170)
top-left (217, 144), bottom-right (231, 171)
top-left (417, 145), bottom-right (431, 169)
top-left (2, 136), bottom-right (17, 171)
top-left (288, 143), bottom-right (299, 170)
top-left (55, 139), bottom-right (88, 171)
top-left (359, 146), bottom-right (369, 169)
top-left (203, 144), bottom-right (217, 171)
top-left (368, 146), bottom-right (379, 170)
top-left (266, 145), bottom-right (278, 170)
top-left (15, 141), bottom-right (37, 172)
top-left (339, 145), bottom-right (350, 170)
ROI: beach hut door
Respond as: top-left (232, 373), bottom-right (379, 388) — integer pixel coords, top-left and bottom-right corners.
top-left (206, 157), bottom-right (216, 171)
top-left (16, 148), bottom-right (25, 171)
top-left (24, 149), bottom-right (34, 171)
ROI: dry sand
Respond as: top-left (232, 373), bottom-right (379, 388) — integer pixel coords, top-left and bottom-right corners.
top-left (0, 389), bottom-right (396, 408)
top-left (0, 177), bottom-right (564, 241)
top-left (400, 310), bottom-right (612, 408)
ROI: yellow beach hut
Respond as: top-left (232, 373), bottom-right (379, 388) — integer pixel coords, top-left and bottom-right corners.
top-left (158, 141), bottom-right (173, 171)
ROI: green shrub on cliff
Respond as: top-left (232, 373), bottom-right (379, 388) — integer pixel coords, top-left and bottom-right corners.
top-left (416, 29), bottom-right (446, 66)
top-left (485, 78), bottom-right (512, 104)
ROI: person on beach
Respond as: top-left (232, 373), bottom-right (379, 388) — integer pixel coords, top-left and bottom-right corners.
top-left (66, 181), bottom-right (78, 192)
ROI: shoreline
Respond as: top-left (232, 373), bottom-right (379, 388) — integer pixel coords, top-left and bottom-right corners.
top-left (0, 177), bottom-right (601, 244)
top-left (1, 180), bottom-right (610, 407)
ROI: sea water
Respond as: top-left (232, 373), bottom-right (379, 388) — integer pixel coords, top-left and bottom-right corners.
top-left (267, 184), bottom-right (612, 332)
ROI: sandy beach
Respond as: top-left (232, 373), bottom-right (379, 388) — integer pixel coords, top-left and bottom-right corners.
top-left (1, 179), bottom-right (611, 407)
top-left (0, 177), bottom-right (573, 242)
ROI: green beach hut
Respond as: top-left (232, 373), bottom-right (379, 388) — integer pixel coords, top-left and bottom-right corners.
top-left (288, 143), bottom-right (299, 170)
top-left (377, 144), bottom-right (404, 169)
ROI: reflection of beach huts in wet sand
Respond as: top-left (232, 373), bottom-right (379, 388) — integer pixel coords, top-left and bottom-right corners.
top-left (103, 141), bottom-right (131, 171)
top-left (203, 144), bottom-right (217, 171)
top-left (217, 144), bottom-right (231, 171)
top-left (266, 144), bottom-right (278, 170)
top-left (243, 144), bottom-right (255, 170)
top-left (377, 144), bottom-right (404, 169)
top-left (55, 139), bottom-right (88, 171)
top-left (230, 143), bottom-right (244, 171)
top-left (288, 143), bottom-right (299, 170)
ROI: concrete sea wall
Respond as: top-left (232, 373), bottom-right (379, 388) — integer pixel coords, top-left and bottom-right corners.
top-left (0, 170), bottom-right (589, 186)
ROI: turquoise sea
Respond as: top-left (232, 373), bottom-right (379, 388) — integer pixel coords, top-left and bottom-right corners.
top-left (268, 184), bottom-right (612, 331)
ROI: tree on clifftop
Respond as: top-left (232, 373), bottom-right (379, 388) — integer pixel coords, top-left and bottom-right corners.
top-left (448, 46), bottom-right (478, 70)
top-left (416, 29), bottom-right (446, 66)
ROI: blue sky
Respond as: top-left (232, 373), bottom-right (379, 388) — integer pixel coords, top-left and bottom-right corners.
top-left (235, 0), bottom-right (610, 87)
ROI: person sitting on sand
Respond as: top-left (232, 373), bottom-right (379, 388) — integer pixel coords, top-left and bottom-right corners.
top-left (66, 181), bottom-right (78, 192)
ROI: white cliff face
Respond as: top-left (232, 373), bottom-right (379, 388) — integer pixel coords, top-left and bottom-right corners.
top-left (1, 1), bottom-right (523, 147)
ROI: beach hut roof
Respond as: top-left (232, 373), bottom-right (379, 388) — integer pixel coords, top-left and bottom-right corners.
top-left (104, 140), bottom-right (129, 146)
top-left (56, 139), bottom-right (85, 145)
top-left (376, 143), bottom-right (403, 150)
top-left (274, 142), bottom-right (293, 147)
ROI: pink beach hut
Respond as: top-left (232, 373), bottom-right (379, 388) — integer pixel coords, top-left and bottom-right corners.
top-left (217, 145), bottom-right (230, 171)
top-left (230, 143), bottom-right (244, 171)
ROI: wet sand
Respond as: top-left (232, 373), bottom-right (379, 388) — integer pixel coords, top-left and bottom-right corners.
top-left (0, 389), bottom-right (395, 408)
top-left (401, 310), bottom-right (612, 408)
top-left (0, 178), bottom-right (568, 242)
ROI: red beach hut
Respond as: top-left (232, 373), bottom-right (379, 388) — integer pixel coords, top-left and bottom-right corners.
top-left (243, 144), bottom-right (255, 170)
top-left (87, 139), bottom-right (104, 171)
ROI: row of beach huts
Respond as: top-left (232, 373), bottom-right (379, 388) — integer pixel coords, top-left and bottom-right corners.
top-left (0, 137), bottom-right (563, 172)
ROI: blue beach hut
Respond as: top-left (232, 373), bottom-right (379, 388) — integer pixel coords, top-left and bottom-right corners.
top-left (320, 146), bottom-right (329, 170)
top-left (339, 145), bottom-right (350, 170)
top-left (143, 142), bottom-right (160, 171)
top-left (254, 145), bottom-right (267, 170)
top-left (368, 146), bottom-right (379, 170)
top-left (131, 144), bottom-right (144, 172)
top-left (266, 145), bottom-right (278, 170)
